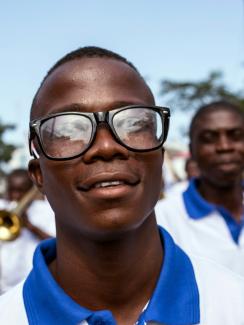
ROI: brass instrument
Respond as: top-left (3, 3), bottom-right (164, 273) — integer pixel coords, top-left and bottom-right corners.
top-left (0, 186), bottom-right (40, 241)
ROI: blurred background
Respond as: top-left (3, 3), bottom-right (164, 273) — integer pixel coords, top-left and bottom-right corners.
top-left (0, 0), bottom-right (243, 190)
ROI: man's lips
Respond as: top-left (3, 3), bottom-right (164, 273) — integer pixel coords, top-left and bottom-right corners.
top-left (213, 160), bottom-right (243, 173)
top-left (76, 172), bottom-right (140, 191)
top-left (215, 159), bottom-right (241, 166)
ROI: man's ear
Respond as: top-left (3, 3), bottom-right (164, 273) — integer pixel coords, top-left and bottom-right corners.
top-left (189, 142), bottom-right (194, 158)
top-left (28, 159), bottom-right (44, 194)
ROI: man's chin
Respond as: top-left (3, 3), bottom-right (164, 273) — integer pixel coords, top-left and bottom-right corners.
top-left (78, 221), bottom-right (146, 243)
top-left (211, 173), bottom-right (242, 188)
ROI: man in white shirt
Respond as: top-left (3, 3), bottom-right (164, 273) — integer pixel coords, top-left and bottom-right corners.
top-left (156, 101), bottom-right (244, 276)
top-left (0, 169), bottom-right (55, 293)
top-left (0, 48), bottom-right (243, 325)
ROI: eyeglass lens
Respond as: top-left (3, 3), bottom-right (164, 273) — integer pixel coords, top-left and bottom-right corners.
top-left (39, 108), bottom-right (164, 158)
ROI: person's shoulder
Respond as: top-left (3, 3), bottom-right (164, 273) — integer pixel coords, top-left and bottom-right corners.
top-left (166, 180), bottom-right (188, 196)
top-left (156, 189), bottom-right (183, 209)
top-left (155, 190), bottom-right (185, 223)
top-left (191, 253), bottom-right (244, 285)
top-left (190, 254), bottom-right (244, 324)
top-left (0, 282), bottom-right (28, 324)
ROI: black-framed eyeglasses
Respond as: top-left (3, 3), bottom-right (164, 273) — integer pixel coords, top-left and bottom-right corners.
top-left (29, 105), bottom-right (170, 161)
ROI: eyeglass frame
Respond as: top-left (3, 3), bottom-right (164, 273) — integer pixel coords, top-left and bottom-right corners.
top-left (29, 104), bottom-right (170, 161)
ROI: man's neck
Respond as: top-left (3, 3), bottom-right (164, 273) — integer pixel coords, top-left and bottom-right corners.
top-left (197, 178), bottom-right (243, 222)
top-left (49, 213), bottom-right (163, 325)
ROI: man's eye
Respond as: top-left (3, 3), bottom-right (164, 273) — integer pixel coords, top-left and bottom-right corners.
top-left (229, 129), bottom-right (244, 141)
top-left (199, 132), bottom-right (216, 143)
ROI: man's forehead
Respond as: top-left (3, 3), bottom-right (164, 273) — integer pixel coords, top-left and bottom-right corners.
top-left (194, 109), bottom-right (244, 130)
top-left (32, 57), bottom-right (154, 119)
top-left (44, 57), bottom-right (138, 84)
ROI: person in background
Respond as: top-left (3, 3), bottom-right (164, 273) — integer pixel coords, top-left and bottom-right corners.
top-left (0, 168), bottom-right (55, 294)
top-left (0, 48), bottom-right (243, 324)
top-left (156, 101), bottom-right (244, 276)
top-left (185, 157), bottom-right (200, 180)
top-left (164, 157), bottom-right (200, 197)
top-left (6, 168), bottom-right (34, 202)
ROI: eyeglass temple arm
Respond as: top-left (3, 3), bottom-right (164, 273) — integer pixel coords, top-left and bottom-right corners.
top-left (28, 126), bottom-right (40, 159)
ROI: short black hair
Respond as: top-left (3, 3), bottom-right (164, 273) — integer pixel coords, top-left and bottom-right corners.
top-left (189, 100), bottom-right (244, 140)
top-left (47, 46), bottom-right (139, 79)
top-left (30, 46), bottom-right (144, 117)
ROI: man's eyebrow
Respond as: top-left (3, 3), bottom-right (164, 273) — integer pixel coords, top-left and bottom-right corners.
top-left (48, 101), bottom-right (147, 114)
top-left (200, 126), bottom-right (244, 131)
top-left (197, 126), bottom-right (244, 136)
top-left (198, 129), bottom-right (217, 133)
top-left (50, 103), bottom-right (87, 114)
top-left (105, 101), bottom-right (146, 109)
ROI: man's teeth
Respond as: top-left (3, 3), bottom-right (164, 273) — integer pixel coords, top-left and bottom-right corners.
top-left (94, 181), bottom-right (124, 188)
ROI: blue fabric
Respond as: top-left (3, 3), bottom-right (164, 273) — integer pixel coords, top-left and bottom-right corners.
top-left (183, 178), bottom-right (244, 244)
top-left (143, 228), bottom-right (200, 325)
top-left (23, 227), bottom-right (200, 325)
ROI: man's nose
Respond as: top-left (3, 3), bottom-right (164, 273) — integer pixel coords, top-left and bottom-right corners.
top-left (82, 125), bottom-right (129, 163)
top-left (216, 134), bottom-right (234, 152)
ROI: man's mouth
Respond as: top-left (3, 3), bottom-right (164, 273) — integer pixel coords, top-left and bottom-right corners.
top-left (214, 160), bottom-right (242, 173)
top-left (77, 172), bottom-right (140, 192)
top-left (93, 180), bottom-right (126, 189)
top-left (216, 160), bottom-right (240, 167)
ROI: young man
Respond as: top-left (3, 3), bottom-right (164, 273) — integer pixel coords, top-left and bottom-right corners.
top-left (0, 48), bottom-right (243, 324)
top-left (157, 101), bottom-right (244, 276)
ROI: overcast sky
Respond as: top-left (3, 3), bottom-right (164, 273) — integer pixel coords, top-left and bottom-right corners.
top-left (0, 0), bottom-right (243, 146)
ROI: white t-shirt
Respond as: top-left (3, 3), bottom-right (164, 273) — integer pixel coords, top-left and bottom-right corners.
top-left (156, 181), bottom-right (244, 276)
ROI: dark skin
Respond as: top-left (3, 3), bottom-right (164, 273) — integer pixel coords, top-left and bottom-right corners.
top-left (190, 109), bottom-right (244, 222)
top-left (29, 58), bottom-right (164, 325)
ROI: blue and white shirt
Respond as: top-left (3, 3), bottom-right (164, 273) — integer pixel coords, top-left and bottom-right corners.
top-left (156, 178), bottom-right (244, 276)
top-left (0, 227), bottom-right (244, 324)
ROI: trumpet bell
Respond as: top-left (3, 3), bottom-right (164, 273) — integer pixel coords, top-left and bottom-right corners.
top-left (0, 210), bottom-right (21, 241)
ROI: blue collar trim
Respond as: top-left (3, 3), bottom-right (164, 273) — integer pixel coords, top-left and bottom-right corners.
top-left (143, 227), bottom-right (200, 324)
top-left (183, 179), bottom-right (244, 244)
top-left (183, 178), bottom-right (214, 220)
top-left (23, 227), bottom-right (200, 325)
top-left (23, 239), bottom-right (92, 325)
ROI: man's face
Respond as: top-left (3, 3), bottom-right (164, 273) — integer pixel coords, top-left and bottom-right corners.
top-left (190, 109), bottom-right (244, 187)
top-left (7, 176), bottom-right (32, 202)
top-left (29, 58), bottom-right (164, 240)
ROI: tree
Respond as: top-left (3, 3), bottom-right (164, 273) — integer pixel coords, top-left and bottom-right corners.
top-left (160, 71), bottom-right (244, 112)
top-left (0, 121), bottom-right (17, 171)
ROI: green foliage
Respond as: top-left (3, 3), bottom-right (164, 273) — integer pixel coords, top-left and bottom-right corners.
top-left (160, 71), bottom-right (244, 111)
top-left (0, 121), bottom-right (17, 169)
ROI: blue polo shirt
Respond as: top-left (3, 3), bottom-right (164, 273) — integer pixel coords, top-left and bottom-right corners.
top-left (23, 227), bottom-right (200, 325)
top-left (183, 179), bottom-right (244, 244)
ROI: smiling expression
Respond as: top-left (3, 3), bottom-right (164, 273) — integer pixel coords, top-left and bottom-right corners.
top-left (190, 109), bottom-right (244, 187)
top-left (29, 58), bottom-right (164, 240)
